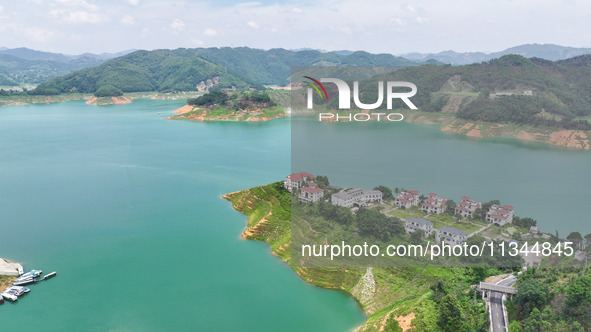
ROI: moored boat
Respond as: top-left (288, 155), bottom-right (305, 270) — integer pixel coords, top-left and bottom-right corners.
top-left (1, 292), bottom-right (18, 302)
top-left (12, 278), bottom-right (40, 286)
top-left (6, 286), bottom-right (30, 294)
top-left (17, 270), bottom-right (42, 281)
top-left (41, 271), bottom-right (57, 280)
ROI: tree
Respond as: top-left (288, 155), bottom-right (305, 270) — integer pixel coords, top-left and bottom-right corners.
top-left (373, 185), bottom-right (393, 199)
top-left (513, 216), bottom-right (537, 229)
top-left (410, 229), bottom-right (425, 244)
top-left (514, 279), bottom-right (551, 316)
top-left (508, 321), bottom-right (522, 332)
top-left (315, 175), bottom-right (330, 188)
top-left (564, 275), bottom-right (591, 314)
top-left (445, 199), bottom-right (456, 215)
top-left (384, 316), bottom-right (403, 332)
top-left (585, 233), bottom-right (591, 246)
top-left (438, 294), bottom-right (463, 331)
top-left (567, 232), bottom-right (583, 249)
top-left (94, 85), bottom-right (123, 97)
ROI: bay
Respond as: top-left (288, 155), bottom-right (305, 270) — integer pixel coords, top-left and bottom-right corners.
top-left (0, 100), bottom-right (364, 331)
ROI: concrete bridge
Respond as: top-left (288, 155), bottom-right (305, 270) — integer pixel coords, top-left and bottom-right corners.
top-left (479, 282), bottom-right (517, 295)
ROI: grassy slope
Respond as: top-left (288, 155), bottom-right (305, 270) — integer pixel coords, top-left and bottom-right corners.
top-left (0, 275), bottom-right (17, 290)
top-left (223, 182), bottom-right (489, 331)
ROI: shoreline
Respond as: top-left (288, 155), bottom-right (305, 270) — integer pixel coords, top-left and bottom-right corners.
top-left (222, 185), bottom-right (415, 331)
top-left (3, 92), bottom-right (588, 149)
top-left (406, 112), bottom-right (591, 150)
top-left (0, 91), bottom-right (203, 107)
top-left (168, 104), bottom-right (287, 122)
top-left (0, 258), bottom-right (22, 290)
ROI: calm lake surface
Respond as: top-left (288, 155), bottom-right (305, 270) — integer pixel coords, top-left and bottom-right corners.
top-left (1, 100), bottom-right (589, 330)
top-left (0, 100), bottom-right (364, 331)
top-left (292, 116), bottom-right (591, 236)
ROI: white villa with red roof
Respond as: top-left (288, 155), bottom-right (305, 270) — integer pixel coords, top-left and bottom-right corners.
top-left (298, 185), bottom-right (325, 204)
top-left (395, 190), bottom-right (420, 208)
top-left (454, 196), bottom-right (482, 218)
top-left (486, 204), bottom-right (514, 226)
top-left (284, 172), bottom-right (314, 193)
top-left (421, 193), bottom-right (448, 214)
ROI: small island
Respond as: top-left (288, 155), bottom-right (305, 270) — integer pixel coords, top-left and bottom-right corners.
top-left (168, 90), bottom-right (287, 122)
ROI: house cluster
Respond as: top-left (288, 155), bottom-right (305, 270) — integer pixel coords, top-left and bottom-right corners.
top-left (404, 217), bottom-right (467, 246)
top-left (485, 204), bottom-right (514, 226)
top-left (395, 190), bottom-right (449, 215)
top-left (421, 193), bottom-right (448, 214)
top-left (285, 172), bottom-right (325, 204)
top-left (454, 196), bottom-right (482, 218)
top-left (285, 174), bottom-right (516, 246)
top-left (394, 190), bottom-right (420, 208)
top-left (284, 172), bottom-right (383, 207)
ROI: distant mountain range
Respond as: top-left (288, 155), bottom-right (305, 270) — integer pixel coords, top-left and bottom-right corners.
top-left (3, 43), bottom-right (591, 89)
top-left (31, 47), bottom-right (416, 94)
top-left (0, 47), bottom-right (135, 86)
top-left (402, 43), bottom-right (591, 64)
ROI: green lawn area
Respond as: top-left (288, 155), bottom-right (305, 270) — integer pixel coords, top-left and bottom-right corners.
top-left (453, 221), bottom-right (485, 235)
top-left (481, 226), bottom-right (504, 239)
top-left (429, 213), bottom-right (457, 225)
top-left (386, 206), bottom-right (425, 220)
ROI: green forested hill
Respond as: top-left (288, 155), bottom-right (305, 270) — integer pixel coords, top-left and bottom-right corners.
top-left (30, 49), bottom-right (591, 131)
top-left (346, 54), bottom-right (591, 130)
top-left (31, 47), bottom-right (415, 95)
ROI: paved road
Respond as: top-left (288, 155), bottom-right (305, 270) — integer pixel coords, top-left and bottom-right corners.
top-left (490, 276), bottom-right (517, 332)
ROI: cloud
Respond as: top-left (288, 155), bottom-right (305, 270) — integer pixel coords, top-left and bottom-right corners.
top-left (25, 27), bottom-right (55, 42)
top-left (203, 28), bottom-right (217, 36)
top-left (126, 0), bottom-right (140, 5)
top-left (246, 21), bottom-right (259, 29)
top-left (54, 0), bottom-right (98, 11)
top-left (170, 19), bottom-right (185, 31)
top-left (120, 14), bottom-right (135, 25)
top-left (389, 17), bottom-right (406, 26)
top-left (406, 4), bottom-right (416, 12)
top-left (191, 38), bottom-right (204, 46)
top-left (291, 7), bottom-right (303, 13)
top-left (415, 16), bottom-right (429, 24)
top-left (52, 10), bottom-right (107, 23)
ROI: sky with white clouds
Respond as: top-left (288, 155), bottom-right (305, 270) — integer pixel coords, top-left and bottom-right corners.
top-left (0, 0), bottom-right (590, 55)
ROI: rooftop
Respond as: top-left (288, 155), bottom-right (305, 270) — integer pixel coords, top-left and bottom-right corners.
top-left (438, 226), bottom-right (466, 237)
top-left (287, 172), bottom-right (314, 181)
top-left (407, 217), bottom-right (433, 227)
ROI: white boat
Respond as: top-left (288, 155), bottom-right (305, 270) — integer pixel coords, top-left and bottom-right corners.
top-left (16, 270), bottom-right (42, 281)
top-left (6, 286), bottom-right (30, 295)
top-left (1, 292), bottom-right (18, 302)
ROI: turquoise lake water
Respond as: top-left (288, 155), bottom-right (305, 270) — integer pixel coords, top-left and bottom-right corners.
top-left (1, 99), bottom-right (590, 330)
top-left (0, 100), bottom-right (364, 331)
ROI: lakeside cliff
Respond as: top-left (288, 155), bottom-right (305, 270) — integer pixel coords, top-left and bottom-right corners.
top-left (223, 182), bottom-right (492, 331)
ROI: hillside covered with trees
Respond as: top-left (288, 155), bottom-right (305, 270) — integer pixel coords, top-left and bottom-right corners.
top-left (30, 47), bottom-right (415, 96)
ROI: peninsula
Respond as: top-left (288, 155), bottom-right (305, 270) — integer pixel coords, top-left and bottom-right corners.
top-left (224, 177), bottom-right (591, 331)
top-left (168, 90), bottom-right (288, 122)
